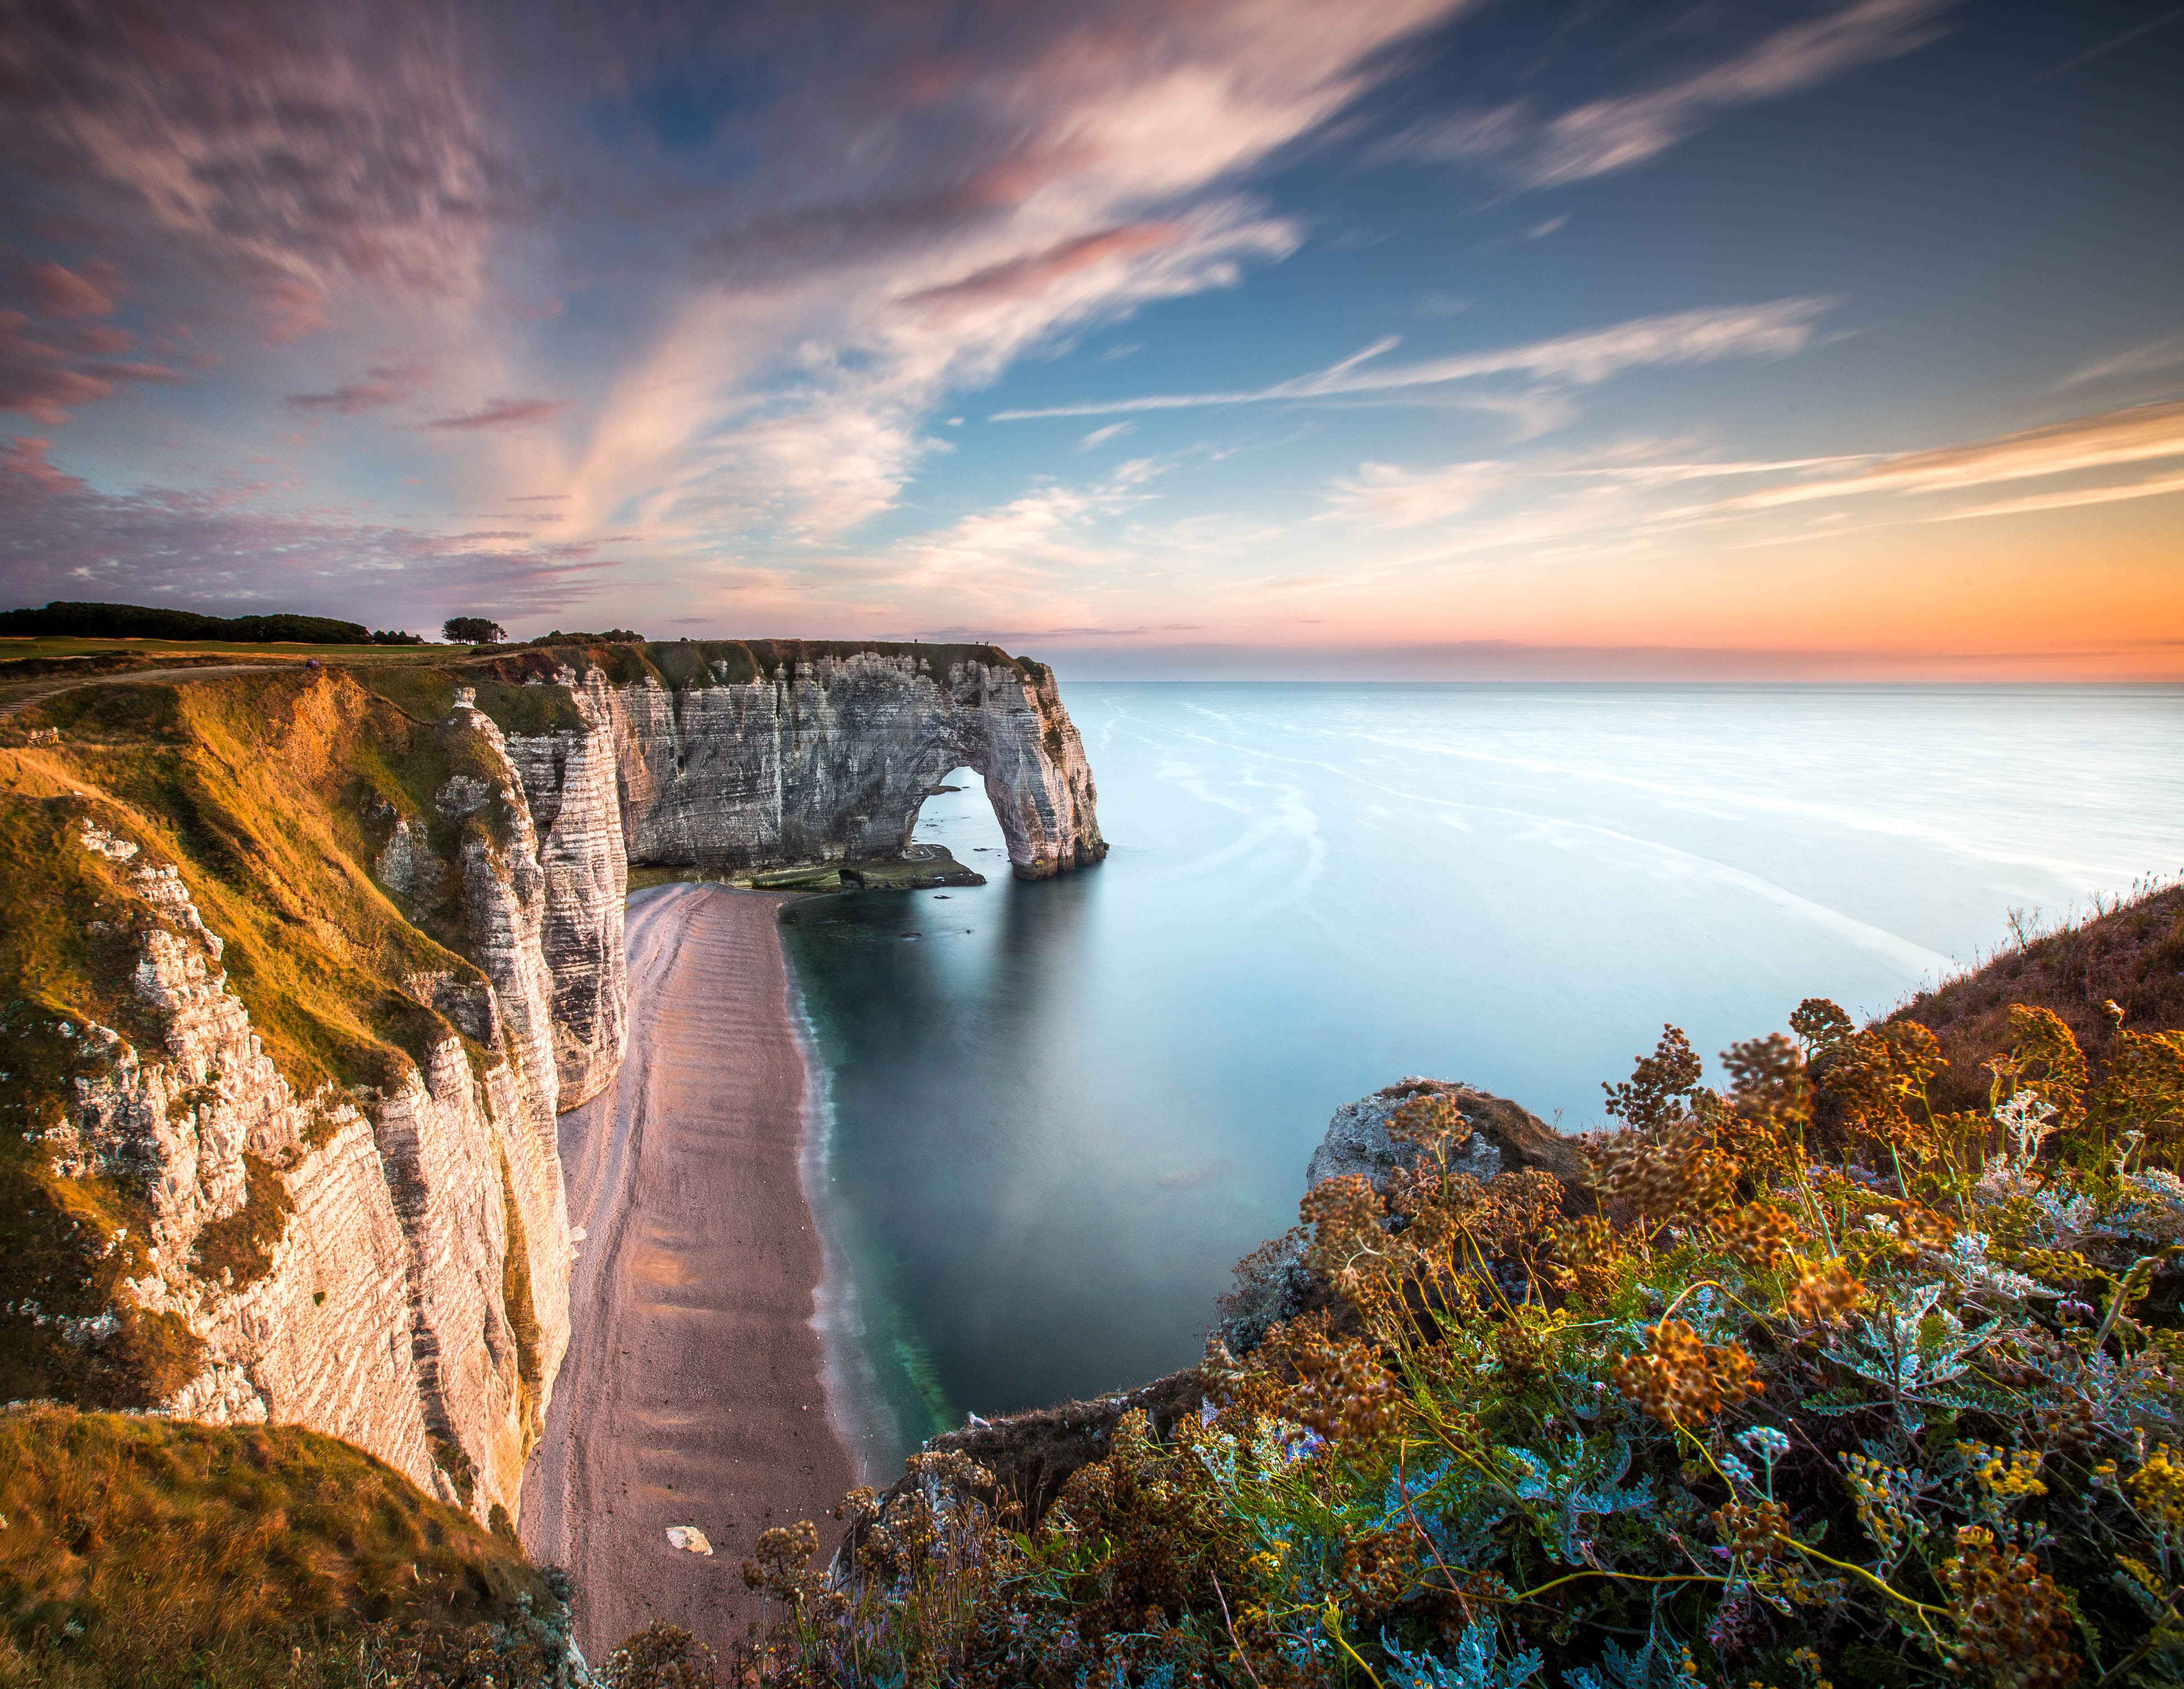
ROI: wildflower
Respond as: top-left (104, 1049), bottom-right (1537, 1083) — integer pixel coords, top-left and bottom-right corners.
top-left (1710, 1497), bottom-right (1791, 1564)
top-left (1786, 1644), bottom-right (1835, 1689)
top-left (1841, 1454), bottom-right (1930, 1568)
top-left (2128, 1444), bottom-right (2184, 1530)
top-left (1937, 1526), bottom-right (2079, 1689)
top-left (1719, 1204), bottom-right (1807, 1270)
top-left (741, 1520), bottom-right (821, 1606)
top-left (1592, 1128), bottom-right (1738, 1223)
top-left (1737, 1425), bottom-right (1792, 1468)
top-left (1613, 1319), bottom-right (1765, 1426)
top-left (1785, 1257), bottom-right (1860, 1326)
top-left (1958, 1442), bottom-right (2048, 1500)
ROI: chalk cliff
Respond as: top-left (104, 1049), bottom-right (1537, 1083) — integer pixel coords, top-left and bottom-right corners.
top-left (59, 817), bottom-right (559, 1522)
top-left (496, 644), bottom-right (1103, 882)
top-left (4, 639), bottom-right (1102, 1530)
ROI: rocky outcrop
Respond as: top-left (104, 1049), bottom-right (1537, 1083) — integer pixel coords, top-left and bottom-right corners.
top-left (1219, 1079), bottom-right (1590, 1355)
top-left (539, 650), bottom-right (1103, 882)
top-left (1305, 1077), bottom-right (1588, 1201)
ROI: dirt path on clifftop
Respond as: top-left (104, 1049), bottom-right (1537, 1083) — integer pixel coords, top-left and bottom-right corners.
top-left (520, 885), bottom-right (853, 1660)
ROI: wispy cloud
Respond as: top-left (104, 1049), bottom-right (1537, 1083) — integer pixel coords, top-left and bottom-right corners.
top-left (425, 397), bottom-right (571, 431)
top-left (2058, 334), bottom-right (2184, 389)
top-left (0, 255), bottom-right (185, 423)
top-left (1390, 0), bottom-right (1955, 188)
top-left (1716, 399), bottom-right (2184, 509)
top-left (288, 362), bottom-right (430, 415)
top-left (1077, 422), bottom-right (1136, 451)
top-left (1936, 468), bottom-right (2184, 520)
top-left (991, 299), bottom-right (1833, 421)
top-left (1323, 459), bottom-right (1517, 527)
top-left (0, 436), bottom-right (626, 621)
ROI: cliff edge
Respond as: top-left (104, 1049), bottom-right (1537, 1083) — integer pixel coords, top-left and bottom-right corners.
top-left (0, 636), bottom-right (1103, 1531)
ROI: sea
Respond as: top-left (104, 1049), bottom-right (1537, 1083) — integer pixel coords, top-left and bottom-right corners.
top-left (778, 682), bottom-right (2184, 1478)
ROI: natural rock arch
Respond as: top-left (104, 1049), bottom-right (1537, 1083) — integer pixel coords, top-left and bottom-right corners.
top-left (554, 644), bottom-right (1106, 881)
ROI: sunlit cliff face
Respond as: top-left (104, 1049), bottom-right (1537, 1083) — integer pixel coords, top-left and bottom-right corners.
top-left (1, 0), bottom-right (2179, 677)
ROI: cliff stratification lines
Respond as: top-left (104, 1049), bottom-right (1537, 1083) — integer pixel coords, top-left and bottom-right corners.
top-left (520, 885), bottom-right (853, 1658)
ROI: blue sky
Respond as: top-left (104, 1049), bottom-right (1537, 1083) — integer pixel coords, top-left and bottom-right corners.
top-left (2, 0), bottom-right (2180, 675)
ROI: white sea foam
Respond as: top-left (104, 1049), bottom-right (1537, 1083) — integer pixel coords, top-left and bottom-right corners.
top-left (787, 960), bottom-right (899, 1488)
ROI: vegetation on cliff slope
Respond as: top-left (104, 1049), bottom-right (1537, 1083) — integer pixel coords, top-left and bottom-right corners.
top-left (0, 1408), bottom-right (569, 1688)
top-left (0, 672), bottom-right (524, 1408)
top-left (738, 894), bottom-right (2184, 1689)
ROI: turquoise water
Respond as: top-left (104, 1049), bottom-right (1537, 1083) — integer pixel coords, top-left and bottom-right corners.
top-left (780, 683), bottom-right (2184, 1474)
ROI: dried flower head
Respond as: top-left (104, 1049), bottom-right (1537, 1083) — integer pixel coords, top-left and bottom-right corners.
top-left (1937, 1526), bottom-right (2079, 1689)
top-left (1613, 1319), bottom-right (1765, 1426)
top-left (1385, 1091), bottom-right (1471, 1152)
top-left (1718, 1203), bottom-right (1808, 1270)
top-left (741, 1520), bottom-right (822, 1605)
top-left (1711, 1497), bottom-right (1791, 1564)
top-left (1785, 1257), bottom-right (1860, 1326)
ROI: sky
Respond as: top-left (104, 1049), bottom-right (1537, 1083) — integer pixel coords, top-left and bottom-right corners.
top-left (1, 0), bottom-right (2180, 678)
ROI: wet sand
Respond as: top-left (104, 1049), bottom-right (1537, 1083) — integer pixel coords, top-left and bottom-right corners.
top-left (520, 884), bottom-right (854, 1661)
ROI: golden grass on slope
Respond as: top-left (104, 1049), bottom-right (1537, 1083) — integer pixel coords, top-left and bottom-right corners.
top-left (0, 1407), bottom-right (552, 1685)
top-left (1890, 879), bottom-right (2184, 1113)
top-left (0, 668), bottom-right (489, 1096)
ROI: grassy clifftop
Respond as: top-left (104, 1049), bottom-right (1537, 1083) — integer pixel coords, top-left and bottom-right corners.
top-left (0, 1407), bottom-right (565, 1688)
top-left (1891, 882), bottom-right (2184, 1114)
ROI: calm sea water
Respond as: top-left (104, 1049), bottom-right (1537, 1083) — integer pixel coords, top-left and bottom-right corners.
top-left (781, 683), bottom-right (2184, 1475)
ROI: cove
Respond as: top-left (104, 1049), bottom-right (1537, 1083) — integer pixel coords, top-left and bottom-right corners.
top-left (782, 681), bottom-right (2184, 1473)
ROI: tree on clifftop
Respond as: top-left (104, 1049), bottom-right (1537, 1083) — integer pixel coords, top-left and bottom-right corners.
top-left (442, 616), bottom-right (506, 644)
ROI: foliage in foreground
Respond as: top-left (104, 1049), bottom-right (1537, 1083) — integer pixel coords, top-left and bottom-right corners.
top-left (740, 998), bottom-right (2184, 1688)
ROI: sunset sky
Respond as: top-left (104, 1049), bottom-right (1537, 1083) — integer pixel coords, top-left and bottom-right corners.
top-left (2, 0), bottom-right (2180, 677)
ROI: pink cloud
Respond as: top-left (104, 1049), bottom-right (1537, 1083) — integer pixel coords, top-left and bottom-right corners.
top-left (1390, 0), bottom-right (1955, 188)
top-left (0, 308), bottom-right (182, 425)
top-left (425, 397), bottom-right (571, 431)
top-left (900, 224), bottom-right (1183, 314)
top-left (0, 437), bottom-right (627, 621)
top-left (287, 361), bottom-right (431, 415)
top-left (25, 261), bottom-right (119, 319)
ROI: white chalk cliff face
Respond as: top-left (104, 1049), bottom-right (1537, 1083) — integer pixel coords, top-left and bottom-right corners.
top-left (37, 646), bottom-right (1102, 1523)
top-left (547, 651), bottom-right (1105, 880)
top-left (64, 806), bottom-right (563, 1524)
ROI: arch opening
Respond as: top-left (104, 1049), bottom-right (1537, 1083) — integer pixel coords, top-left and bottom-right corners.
top-left (903, 763), bottom-right (1010, 881)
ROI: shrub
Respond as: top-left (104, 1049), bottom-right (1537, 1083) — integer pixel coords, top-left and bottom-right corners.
top-left (740, 999), bottom-right (2184, 1688)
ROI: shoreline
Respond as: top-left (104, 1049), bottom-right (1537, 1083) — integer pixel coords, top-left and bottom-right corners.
top-left (787, 952), bottom-right (903, 1489)
top-left (518, 884), bottom-right (856, 1660)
